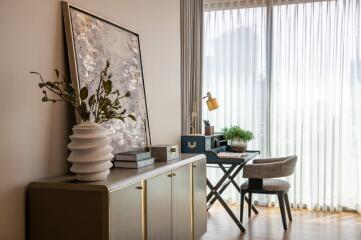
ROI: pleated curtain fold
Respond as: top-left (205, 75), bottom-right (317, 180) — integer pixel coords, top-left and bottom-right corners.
top-left (181, 0), bottom-right (204, 134)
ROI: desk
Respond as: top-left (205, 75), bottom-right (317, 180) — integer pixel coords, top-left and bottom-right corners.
top-left (181, 134), bottom-right (260, 232)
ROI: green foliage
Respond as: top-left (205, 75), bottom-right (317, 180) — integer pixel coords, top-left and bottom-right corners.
top-left (31, 60), bottom-right (136, 124)
top-left (222, 126), bottom-right (254, 142)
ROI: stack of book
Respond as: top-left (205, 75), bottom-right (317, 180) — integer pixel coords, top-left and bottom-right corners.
top-left (114, 151), bottom-right (154, 169)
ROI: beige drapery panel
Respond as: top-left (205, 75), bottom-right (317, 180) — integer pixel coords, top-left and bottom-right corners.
top-left (181, 0), bottom-right (203, 134)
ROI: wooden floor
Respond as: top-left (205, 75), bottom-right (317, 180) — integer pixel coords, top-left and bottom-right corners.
top-left (201, 204), bottom-right (361, 240)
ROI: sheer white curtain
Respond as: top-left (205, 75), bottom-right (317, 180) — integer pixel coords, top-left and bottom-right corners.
top-left (271, 0), bottom-right (361, 213)
top-left (203, 0), bottom-right (361, 213)
top-left (203, 1), bottom-right (268, 203)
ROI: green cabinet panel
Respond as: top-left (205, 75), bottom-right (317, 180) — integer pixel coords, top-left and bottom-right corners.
top-left (172, 165), bottom-right (192, 240)
top-left (110, 182), bottom-right (143, 240)
top-left (193, 159), bottom-right (207, 239)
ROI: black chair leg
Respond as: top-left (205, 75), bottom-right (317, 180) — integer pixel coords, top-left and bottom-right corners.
top-left (248, 193), bottom-right (252, 218)
top-left (277, 192), bottom-right (287, 230)
top-left (284, 193), bottom-right (292, 221)
top-left (240, 191), bottom-right (245, 222)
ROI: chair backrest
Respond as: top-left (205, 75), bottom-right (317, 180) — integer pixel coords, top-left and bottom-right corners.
top-left (278, 155), bottom-right (297, 177)
top-left (243, 155), bottom-right (298, 179)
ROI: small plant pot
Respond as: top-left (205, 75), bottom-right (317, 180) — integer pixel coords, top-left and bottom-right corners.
top-left (231, 138), bottom-right (247, 153)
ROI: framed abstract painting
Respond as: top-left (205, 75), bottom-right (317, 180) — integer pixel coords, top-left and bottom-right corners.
top-left (62, 1), bottom-right (151, 154)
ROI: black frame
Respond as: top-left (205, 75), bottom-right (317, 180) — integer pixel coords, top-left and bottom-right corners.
top-left (61, 1), bottom-right (151, 149)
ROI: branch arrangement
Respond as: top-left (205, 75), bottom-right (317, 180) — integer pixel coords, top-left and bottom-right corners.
top-left (31, 60), bottom-right (135, 124)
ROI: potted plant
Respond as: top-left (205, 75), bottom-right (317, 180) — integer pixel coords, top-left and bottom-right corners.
top-left (31, 60), bottom-right (135, 181)
top-left (222, 126), bottom-right (254, 152)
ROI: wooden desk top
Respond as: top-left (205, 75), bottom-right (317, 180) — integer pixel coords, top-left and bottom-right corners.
top-left (30, 153), bottom-right (205, 192)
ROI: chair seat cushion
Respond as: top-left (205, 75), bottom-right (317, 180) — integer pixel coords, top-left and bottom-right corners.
top-left (241, 179), bottom-right (290, 191)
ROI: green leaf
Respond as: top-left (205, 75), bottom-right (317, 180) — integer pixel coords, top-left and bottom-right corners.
top-left (41, 96), bottom-right (48, 102)
top-left (103, 80), bottom-right (112, 94)
top-left (46, 81), bottom-right (60, 90)
top-left (65, 83), bottom-right (75, 95)
top-left (79, 102), bottom-right (90, 122)
top-left (128, 114), bottom-right (136, 121)
top-left (222, 126), bottom-right (254, 142)
top-left (80, 87), bottom-right (88, 100)
top-left (88, 94), bottom-right (96, 107)
top-left (125, 91), bottom-right (131, 97)
top-left (38, 83), bottom-right (45, 88)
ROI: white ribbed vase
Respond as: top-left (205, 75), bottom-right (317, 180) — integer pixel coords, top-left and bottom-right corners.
top-left (67, 121), bottom-right (113, 181)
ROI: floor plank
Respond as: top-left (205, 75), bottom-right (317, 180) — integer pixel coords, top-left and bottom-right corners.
top-left (201, 204), bottom-right (361, 240)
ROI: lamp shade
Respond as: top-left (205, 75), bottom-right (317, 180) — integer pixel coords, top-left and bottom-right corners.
top-left (205, 92), bottom-right (219, 111)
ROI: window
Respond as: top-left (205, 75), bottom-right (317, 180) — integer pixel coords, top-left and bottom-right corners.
top-left (203, 0), bottom-right (361, 212)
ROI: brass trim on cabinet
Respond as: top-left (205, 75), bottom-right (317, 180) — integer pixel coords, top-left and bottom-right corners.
top-left (141, 180), bottom-right (147, 240)
top-left (190, 163), bottom-right (194, 240)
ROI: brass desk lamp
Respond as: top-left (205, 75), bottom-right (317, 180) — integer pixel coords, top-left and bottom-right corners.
top-left (190, 92), bottom-right (219, 134)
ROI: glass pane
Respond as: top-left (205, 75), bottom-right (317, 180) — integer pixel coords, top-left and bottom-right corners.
top-left (203, 6), bottom-right (268, 153)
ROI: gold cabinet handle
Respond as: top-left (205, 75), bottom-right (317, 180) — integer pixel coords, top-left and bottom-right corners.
top-left (192, 164), bottom-right (197, 168)
top-left (172, 173), bottom-right (176, 176)
top-left (167, 174), bottom-right (173, 177)
top-left (136, 186), bottom-right (143, 190)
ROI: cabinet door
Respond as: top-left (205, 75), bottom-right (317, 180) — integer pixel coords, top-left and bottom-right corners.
top-left (192, 159), bottom-right (207, 239)
top-left (110, 182), bottom-right (143, 240)
top-left (146, 172), bottom-right (172, 240)
top-left (172, 165), bottom-right (192, 240)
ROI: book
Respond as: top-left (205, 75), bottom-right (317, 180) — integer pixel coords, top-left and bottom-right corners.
top-left (217, 152), bottom-right (247, 159)
top-left (115, 151), bottom-right (151, 161)
top-left (114, 158), bottom-right (154, 169)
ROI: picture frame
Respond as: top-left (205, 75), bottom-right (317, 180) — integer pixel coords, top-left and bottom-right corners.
top-left (61, 1), bottom-right (151, 154)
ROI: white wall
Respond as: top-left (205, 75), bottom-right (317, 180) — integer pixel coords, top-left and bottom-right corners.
top-left (0, 0), bottom-right (181, 239)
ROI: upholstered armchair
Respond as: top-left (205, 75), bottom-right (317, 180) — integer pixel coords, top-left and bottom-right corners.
top-left (240, 155), bottom-right (297, 230)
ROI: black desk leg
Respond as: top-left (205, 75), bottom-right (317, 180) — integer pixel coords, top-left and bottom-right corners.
top-left (207, 164), bottom-right (259, 215)
top-left (207, 164), bottom-right (242, 210)
top-left (207, 179), bottom-right (246, 232)
top-left (206, 165), bottom-right (236, 202)
top-left (220, 164), bottom-right (259, 215)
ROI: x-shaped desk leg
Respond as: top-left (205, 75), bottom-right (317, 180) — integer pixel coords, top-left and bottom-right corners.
top-left (207, 179), bottom-right (246, 232)
top-left (207, 164), bottom-right (259, 215)
top-left (206, 165), bottom-right (236, 202)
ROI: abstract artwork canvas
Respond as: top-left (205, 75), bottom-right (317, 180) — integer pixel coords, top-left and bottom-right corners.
top-left (62, 2), bottom-right (151, 153)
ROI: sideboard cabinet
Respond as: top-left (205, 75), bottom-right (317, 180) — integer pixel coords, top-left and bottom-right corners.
top-left (147, 164), bottom-right (192, 240)
top-left (28, 154), bottom-right (206, 240)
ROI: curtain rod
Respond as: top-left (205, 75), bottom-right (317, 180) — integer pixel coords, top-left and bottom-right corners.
top-left (204, 0), bottom-right (334, 11)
